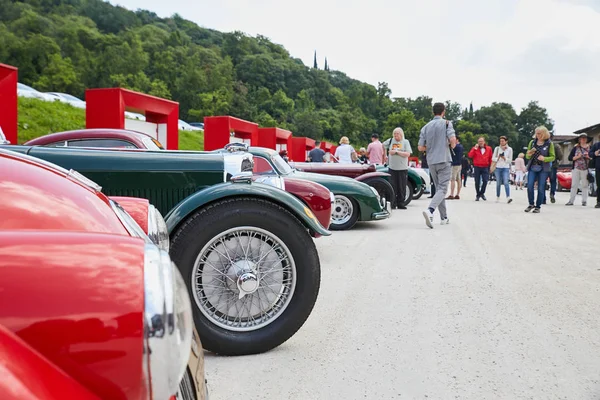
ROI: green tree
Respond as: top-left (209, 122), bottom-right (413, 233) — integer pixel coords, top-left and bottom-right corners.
top-left (474, 102), bottom-right (518, 146)
top-left (516, 101), bottom-right (554, 151)
top-left (34, 54), bottom-right (83, 94)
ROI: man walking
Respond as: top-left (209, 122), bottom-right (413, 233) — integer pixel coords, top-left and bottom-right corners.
top-left (418, 102), bottom-right (456, 228)
top-left (588, 138), bottom-right (600, 208)
top-left (367, 134), bottom-right (386, 165)
top-left (468, 137), bottom-right (493, 201)
top-left (447, 137), bottom-right (464, 199)
top-left (384, 127), bottom-right (412, 209)
top-left (307, 141), bottom-right (326, 162)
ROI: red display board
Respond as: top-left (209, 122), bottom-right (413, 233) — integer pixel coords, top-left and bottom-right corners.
top-left (291, 137), bottom-right (316, 162)
top-left (0, 64), bottom-right (18, 144)
top-left (320, 142), bottom-right (332, 152)
top-left (204, 116), bottom-right (259, 151)
top-left (86, 88), bottom-right (179, 149)
top-left (258, 127), bottom-right (293, 154)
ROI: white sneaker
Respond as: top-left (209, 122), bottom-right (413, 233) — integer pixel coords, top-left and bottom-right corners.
top-left (441, 218), bottom-right (450, 225)
top-left (496, 197), bottom-right (500, 203)
top-left (422, 209), bottom-right (434, 229)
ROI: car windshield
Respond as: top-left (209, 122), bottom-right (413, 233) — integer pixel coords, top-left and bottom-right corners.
top-left (271, 153), bottom-right (293, 175)
top-left (141, 136), bottom-right (164, 150)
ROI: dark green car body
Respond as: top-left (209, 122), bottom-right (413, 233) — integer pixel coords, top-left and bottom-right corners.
top-left (247, 147), bottom-right (391, 226)
top-left (1, 145), bottom-right (329, 237)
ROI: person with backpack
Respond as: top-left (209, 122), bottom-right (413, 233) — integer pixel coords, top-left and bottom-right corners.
top-left (418, 102), bottom-right (456, 228)
top-left (384, 127), bottom-right (412, 209)
top-left (524, 126), bottom-right (555, 213)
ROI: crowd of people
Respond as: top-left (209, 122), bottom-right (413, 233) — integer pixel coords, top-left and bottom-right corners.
top-left (301, 102), bottom-right (600, 226)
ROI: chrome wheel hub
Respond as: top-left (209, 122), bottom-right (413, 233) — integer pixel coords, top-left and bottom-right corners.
top-left (192, 227), bottom-right (297, 332)
top-left (331, 195), bottom-right (353, 225)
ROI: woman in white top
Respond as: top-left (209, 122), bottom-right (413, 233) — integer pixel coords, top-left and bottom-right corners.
top-left (335, 136), bottom-right (356, 164)
top-left (492, 136), bottom-right (513, 203)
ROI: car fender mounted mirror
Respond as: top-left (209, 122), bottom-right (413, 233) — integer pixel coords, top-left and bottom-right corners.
top-left (224, 142), bottom-right (249, 153)
top-left (230, 171), bottom-right (253, 184)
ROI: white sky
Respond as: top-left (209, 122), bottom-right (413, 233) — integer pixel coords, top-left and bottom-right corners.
top-left (114, 0), bottom-right (600, 134)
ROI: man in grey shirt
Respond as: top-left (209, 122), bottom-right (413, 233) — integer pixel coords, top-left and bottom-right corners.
top-left (418, 102), bottom-right (457, 228)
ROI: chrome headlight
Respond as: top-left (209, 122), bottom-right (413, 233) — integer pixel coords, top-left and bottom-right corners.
top-left (254, 175), bottom-right (286, 191)
top-left (369, 186), bottom-right (381, 200)
top-left (144, 244), bottom-right (193, 399)
top-left (147, 204), bottom-right (170, 252)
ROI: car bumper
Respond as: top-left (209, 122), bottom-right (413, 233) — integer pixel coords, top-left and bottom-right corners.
top-left (372, 198), bottom-right (391, 220)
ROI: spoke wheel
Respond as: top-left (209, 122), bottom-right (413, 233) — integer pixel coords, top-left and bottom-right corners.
top-left (169, 197), bottom-right (321, 355)
top-left (192, 227), bottom-right (296, 332)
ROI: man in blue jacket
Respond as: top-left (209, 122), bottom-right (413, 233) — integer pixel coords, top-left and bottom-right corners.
top-left (589, 139), bottom-right (600, 208)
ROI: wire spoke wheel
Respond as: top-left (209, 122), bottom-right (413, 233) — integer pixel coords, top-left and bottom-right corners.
top-left (192, 226), bottom-right (296, 332)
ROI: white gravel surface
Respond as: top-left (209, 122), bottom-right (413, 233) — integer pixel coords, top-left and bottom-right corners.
top-left (204, 181), bottom-right (600, 400)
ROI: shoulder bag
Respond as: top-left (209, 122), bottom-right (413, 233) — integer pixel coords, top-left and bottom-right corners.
top-left (490, 146), bottom-right (499, 174)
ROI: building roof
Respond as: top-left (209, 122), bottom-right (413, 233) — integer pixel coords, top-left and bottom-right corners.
top-left (573, 123), bottom-right (600, 135)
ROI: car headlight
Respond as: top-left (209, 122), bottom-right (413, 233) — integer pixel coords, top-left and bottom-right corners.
top-left (254, 175), bottom-right (286, 191)
top-left (147, 204), bottom-right (170, 252)
top-left (143, 244), bottom-right (193, 399)
top-left (369, 186), bottom-right (381, 200)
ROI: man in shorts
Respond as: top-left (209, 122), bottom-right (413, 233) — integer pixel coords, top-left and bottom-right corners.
top-left (447, 137), bottom-right (464, 200)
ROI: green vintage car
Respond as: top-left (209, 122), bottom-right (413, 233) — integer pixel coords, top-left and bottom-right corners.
top-left (2, 144), bottom-right (329, 356)
top-left (233, 146), bottom-right (391, 231)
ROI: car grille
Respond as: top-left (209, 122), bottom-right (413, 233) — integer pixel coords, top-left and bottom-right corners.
top-left (175, 368), bottom-right (197, 400)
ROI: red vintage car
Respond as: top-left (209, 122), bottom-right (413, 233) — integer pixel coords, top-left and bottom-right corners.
top-left (24, 129), bottom-right (333, 229)
top-left (0, 148), bottom-right (205, 400)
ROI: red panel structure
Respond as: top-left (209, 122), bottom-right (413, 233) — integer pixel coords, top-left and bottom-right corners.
top-left (257, 127), bottom-right (293, 153)
top-left (320, 142), bottom-right (332, 152)
top-left (0, 64), bottom-right (18, 145)
top-left (204, 116), bottom-right (258, 151)
top-left (291, 137), bottom-right (316, 162)
top-left (85, 88), bottom-right (179, 149)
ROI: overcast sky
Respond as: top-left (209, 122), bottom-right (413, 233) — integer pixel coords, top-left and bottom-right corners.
top-left (114, 0), bottom-right (600, 134)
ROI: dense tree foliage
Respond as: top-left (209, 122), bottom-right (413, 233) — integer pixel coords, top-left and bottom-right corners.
top-left (1, 0), bottom-right (554, 149)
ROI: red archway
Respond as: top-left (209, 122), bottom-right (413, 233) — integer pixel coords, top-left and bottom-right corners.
top-left (291, 137), bottom-right (316, 162)
top-left (204, 116), bottom-right (258, 151)
top-left (0, 64), bottom-right (18, 144)
top-left (86, 88), bottom-right (179, 149)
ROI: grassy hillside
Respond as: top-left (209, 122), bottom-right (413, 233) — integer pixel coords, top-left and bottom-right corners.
top-left (17, 97), bottom-right (203, 150)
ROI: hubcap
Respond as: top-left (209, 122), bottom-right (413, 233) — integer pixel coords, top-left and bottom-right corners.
top-left (331, 195), bottom-right (353, 225)
top-left (192, 227), bottom-right (296, 332)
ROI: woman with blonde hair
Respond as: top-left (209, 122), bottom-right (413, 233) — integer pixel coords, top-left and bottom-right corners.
top-left (514, 152), bottom-right (527, 190)
top-left (335, 136), bottom-right (357, 164)
top-left (524, 126), bottom-right (555, 213)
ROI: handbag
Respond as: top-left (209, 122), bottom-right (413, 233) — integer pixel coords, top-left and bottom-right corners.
top-left (490, 147), bottom-right (498, 174)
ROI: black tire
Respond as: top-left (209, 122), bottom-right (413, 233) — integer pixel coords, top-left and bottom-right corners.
top-left (170, 197), bottom-right (321, 356)
top-left (404, 180), bottom-right (414, 206)
top-left (363, 177), bottom-right (394, 205)
top-left (412, 185), bottom-right (425, 200)
top-left (330, 194), bottom-right (359, 231)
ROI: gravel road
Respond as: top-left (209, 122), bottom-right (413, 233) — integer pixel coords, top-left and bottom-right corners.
top-left (204, 181), bottom-right (600, 400)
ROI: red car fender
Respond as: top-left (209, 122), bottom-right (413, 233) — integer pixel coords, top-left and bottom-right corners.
top-left (354, 171), bottom-right (391, 182)
top-left (0, 324), bottom-right (100, 400)
top-left (0, 151), bottom-right (129, 236)
top-left (282, 177), bottom-right (332, 230)
top-left (0, 232), bottom-right (148, 400)
top-left (110, 196), bottom-right (150, 234)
